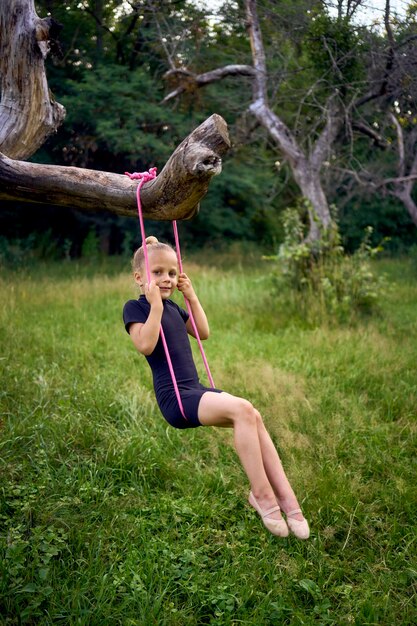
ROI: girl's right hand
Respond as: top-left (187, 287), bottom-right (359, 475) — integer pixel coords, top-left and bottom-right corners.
top-left (145, 280), bottom-right (162, 308)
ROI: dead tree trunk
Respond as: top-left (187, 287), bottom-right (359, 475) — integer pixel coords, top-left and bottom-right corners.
top-left (388, 114), bottom-right (417, 227)
top-left (392, 189), bottom-right (417, 227)
top-left (0, 0), bottom-right (66, 159)
top-left (163, 0), bottom-right (340, 241)
top-left (0, 0), bottom-right (230, 220)
top-left (247, 0), bottom-right (344, 240)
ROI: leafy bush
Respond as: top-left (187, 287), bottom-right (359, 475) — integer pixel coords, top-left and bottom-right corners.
top-left (0, 231), bottom-right (64, 268)
top-left (270, 204), bottom-right (385, 324)
top-left (81, 228), bottom-right (100, 260)
top-left (0, 235), bottom-right (34, 267)
top-left (409, 244), bottom-right (417, 276)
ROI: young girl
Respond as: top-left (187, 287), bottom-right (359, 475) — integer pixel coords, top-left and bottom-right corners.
top-left (123, 236), bottom-right (309, 539)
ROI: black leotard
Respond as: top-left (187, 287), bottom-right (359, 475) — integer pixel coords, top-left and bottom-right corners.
top-left (123, 295), bottom-right (221, 429)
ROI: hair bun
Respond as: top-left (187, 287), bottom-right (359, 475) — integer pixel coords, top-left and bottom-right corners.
top-left (145, 236), bottom-right (159, 245)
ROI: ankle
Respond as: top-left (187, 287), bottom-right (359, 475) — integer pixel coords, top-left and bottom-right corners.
top-left (278, 497), bottom-right (305, 520)
top-left (251, 487), bottom-right (275, 503)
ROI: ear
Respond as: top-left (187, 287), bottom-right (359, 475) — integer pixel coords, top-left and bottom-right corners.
top-left (134, 271), bottom-right (143, 288)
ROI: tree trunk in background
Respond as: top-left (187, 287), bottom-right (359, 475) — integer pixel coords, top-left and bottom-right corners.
top-left (249, 101), bottom-right (333, 242)
top-left (246, 0), bottom-right (335, 241)
top-left (393, 189), bottom-right (417, 227)
top-left (162, 0), bottom-right (337, 240)
top-left (389, 115), bottom-right (417, 227)
top-left (94, 0), bottom-right (104, 64)
top-left (0, 0), bottom-right (66, 159)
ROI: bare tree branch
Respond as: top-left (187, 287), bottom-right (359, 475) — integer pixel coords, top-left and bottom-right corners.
top-left (391, 188), bottom-right (417, 225)
top-left (352, 120), bottom-right (389, 149)
top-left (390, 113), bottom-right (405, 178)
top-left (380, 174), bottom-right (417, 187)
top-left (354, 0), bottom-right (397, 109)
top-left (160, 0), bottom-right (336, 240)
top-left (311, 97), bottom-right (344, 170)
top-left (158, 0), bottom-right (417, 237)
top-left (150, 3), bottom-right (176, 70)
top-left (246, 0), bottom-right (267, 102)
top-left (162, 65), bottom-right (255, 103)
top-left (384, 0), bottom-right (395, 48)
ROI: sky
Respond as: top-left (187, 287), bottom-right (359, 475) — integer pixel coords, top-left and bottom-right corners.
top-left (327, 0), bottom-right (408, 23)
top-left (196, 0), bottom-right (409, 25)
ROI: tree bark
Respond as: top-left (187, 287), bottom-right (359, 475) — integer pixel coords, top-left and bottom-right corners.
top-left (386, 113), bottom-right (417, 226)
top-left (392, 189), bottom-right (417, 227)
top-left (163, 65), bottom-right (255, 103)
top-left (246, 0), bottom-right (334, 240)
top-left (0, 114), bottom-right (231, 219)
top-left (0, 0), bottom-right (66, 159)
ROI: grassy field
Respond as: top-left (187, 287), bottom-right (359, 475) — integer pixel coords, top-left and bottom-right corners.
top-left (1, 254), bottom-right (416, 625)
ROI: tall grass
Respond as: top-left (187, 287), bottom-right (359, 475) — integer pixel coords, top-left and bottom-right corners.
top-left (1, 255), bottom-right (416, 625)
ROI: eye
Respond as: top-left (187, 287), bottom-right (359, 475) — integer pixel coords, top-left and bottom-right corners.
top-left (169, 271), bottom-right (177, 278)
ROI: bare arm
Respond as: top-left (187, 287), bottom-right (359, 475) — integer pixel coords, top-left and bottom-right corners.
top-left (129, 281), bottom-right (163, 355)
top-left (177, 273), bottom-right (210, 340)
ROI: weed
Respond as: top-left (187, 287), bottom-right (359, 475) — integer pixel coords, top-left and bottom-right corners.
top-left (269, 204), bottom-right (386, 325)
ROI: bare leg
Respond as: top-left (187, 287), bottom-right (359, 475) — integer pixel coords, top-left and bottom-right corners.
top-left (254, 411), bottom-right (304, 521)
top-left (198, 392), bottom-right (283, 521)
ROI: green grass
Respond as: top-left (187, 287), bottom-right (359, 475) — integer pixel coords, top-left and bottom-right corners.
top-left (1, 255), bottom-right (416, 625)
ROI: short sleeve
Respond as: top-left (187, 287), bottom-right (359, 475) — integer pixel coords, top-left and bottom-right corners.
top-left (123, 299), bottom-right (150, 333)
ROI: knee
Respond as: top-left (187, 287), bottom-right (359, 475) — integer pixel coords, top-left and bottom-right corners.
top-left (253, 408), bottom-right (263, 424)
top-left (234, 398), bottom-right (257, 425)
top-left (254, 408), bottom-right (264, 427)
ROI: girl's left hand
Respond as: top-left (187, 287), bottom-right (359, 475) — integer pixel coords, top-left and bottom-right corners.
top-left (177, 273), bottom-right (196, 300)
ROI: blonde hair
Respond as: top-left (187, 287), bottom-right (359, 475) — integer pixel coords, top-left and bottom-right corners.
top-left (131, 236), bottom-right (176, 272)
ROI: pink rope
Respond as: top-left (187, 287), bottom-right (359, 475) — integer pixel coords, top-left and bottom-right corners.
top-left (172, 221), bottom-right (215, 388)
top-left (125, 168), bottom-right (215, 420)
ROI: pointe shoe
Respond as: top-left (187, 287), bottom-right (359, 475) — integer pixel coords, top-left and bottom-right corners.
top-left (248, 491), bottom-right (289, 537)
top-left (285, 508), bottom-right (310, 540)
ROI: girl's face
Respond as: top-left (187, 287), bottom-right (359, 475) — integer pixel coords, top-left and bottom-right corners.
top-left (135, 248), bottom-right (178, 299)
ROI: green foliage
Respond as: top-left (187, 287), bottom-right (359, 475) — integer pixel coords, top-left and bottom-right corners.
top-left (339, 193), bottom-right (417, 254)
top-left (0, 235), bottom-right (35, 267)
top-left (409, 243), bottom-right (417, 275)
top-left (271, 202), bottom-right (385, 323)
top-left (81, 227), bottom-right (100, 260)
top-left (62, 65), bottom-right (186, 166)
top-left (0, 230), bottom-right (64, 267)
top-left (182, 151), bottom-right (286, 247)
top-left (305, 10), bottom-right (366, 92)
top-left (1, 520), bottom-right (69, 620)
